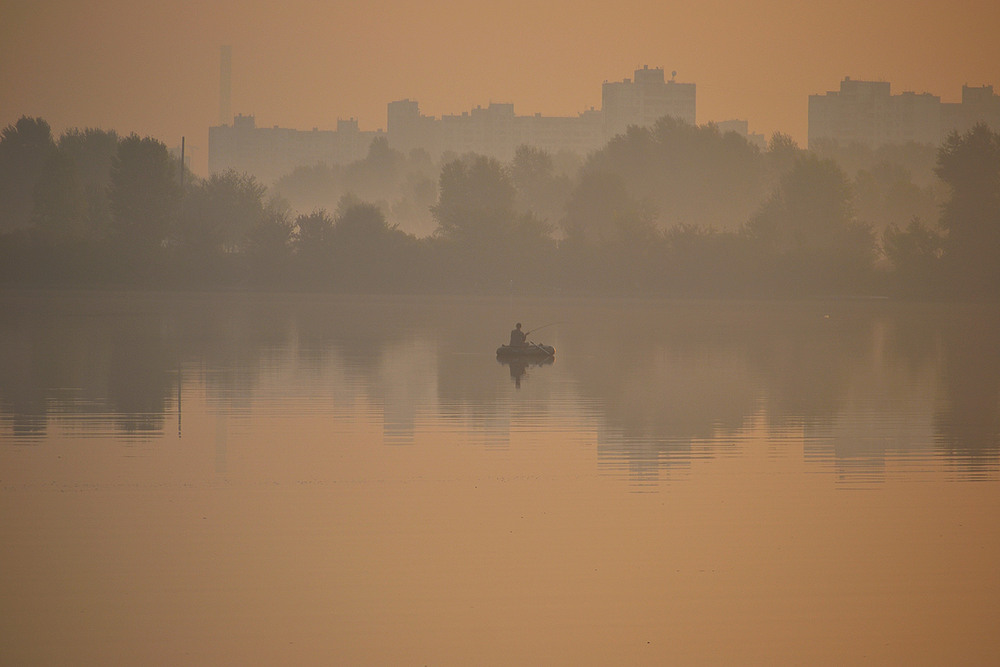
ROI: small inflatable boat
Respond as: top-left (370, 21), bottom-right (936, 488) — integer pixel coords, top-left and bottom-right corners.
top-left (495, 343), bottom-right (555, 358)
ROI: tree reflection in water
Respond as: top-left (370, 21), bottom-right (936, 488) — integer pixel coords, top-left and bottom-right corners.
top-left (0, 293), bottom-right (997, 481)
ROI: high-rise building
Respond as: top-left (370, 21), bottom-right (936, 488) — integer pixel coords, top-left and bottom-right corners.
top-left (808, 78), bottom-right (1000, 149)
top-left (601, 66), bottom-right (696, 138)
top-left (942, 85), bottom-right (1000, 136)
top-left (209, 66), bottom-right (698, 180)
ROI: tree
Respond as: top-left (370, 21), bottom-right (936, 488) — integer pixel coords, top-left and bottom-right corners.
top-left (32, 147), bottom-right (86, 239)
top-left (31, 128), bottom-right (119, 241)
top-left (509, 145), bottom-right (572, 226)
top-left (432, 155), bottom-right (517, 243)
top-left (0, 117), bottom-right (55, 231)
top-left (431, 154), bottom-right (554, 289)
top-left (747, 154), bottom-right (856, 252)
top-left (273, 163), bottom-right (343, 215)
top-left (562, 170), bottom-right (657, 248)
top-left (332, 202), bottom-right (412, 289)
top-left (764, 132), bottom-right (801, 186)
top-left (586, 117), bottom-right (764, 231)
top-left (178, 170), bottom-right (266, 253)
top-left (854, 161), bottom-right (938, 234)
top-left (342, 136), bottom-right (405, 202)
top-left (108, 134), bottom-right (179, 255)
top-left (292, 209), bottom-right (335, 284)
top-left (745, 154), bottom-right (876, 293)
top-left (245, 199), bottom-right (294, 285)
top-left (294, 209), bottom-right (335, 255)
top-left (882, 217), bottom-right (944, 295)
top-left (934, 124), bottom-right (1000, 296)
top-left (561, 170), bottom-right (660, 290)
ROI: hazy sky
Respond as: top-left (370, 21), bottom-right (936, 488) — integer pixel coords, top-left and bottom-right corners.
top-left (3, 0), bottom-right (998, 174)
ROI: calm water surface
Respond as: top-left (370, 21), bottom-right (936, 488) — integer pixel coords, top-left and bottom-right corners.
top-left (2, 291), bottom-right (999, 664)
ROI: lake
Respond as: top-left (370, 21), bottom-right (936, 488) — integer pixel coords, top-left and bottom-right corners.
top-left (2, 290), bottom-right (999, 664)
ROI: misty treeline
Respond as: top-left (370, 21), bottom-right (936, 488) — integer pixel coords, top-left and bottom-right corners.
top-left (2, 115), bottom-right (998, 298)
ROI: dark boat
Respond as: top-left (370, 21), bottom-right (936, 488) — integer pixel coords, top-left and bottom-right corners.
top-left (496, 343), bottom-right (555, 358)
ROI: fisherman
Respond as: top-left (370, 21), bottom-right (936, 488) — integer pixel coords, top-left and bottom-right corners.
top-left (509, 322), bottom-right (527, 347)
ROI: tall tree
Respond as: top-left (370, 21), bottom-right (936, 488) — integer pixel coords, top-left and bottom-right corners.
top-left (431, 154), bottom-right (553, 289)
top-left (746, 154), bottom-right (875, 293)
top-left (934, 124), bottom-right (1000, 296)
top-left (882, 217), bottom-right (943, 295)
top-left (586, 117), bottom-right (763, 231)
top-left (0, 117), bottom-right (54, 231)
top-left (32, 128), bottom-right (119, 240)
top-left (178, 170), bottom-right (266, 253)
top-left (58, 128), bottom-right (119, 234)
top-left (747, 154), bottom-right (856, 253)
top-left (562, 170), bottom-right (657, 248)
top-left (31, 148), bottom-right (87, 240)
top-left (509, 145), bottom-right (571, 226)
top-left (108, 134), bottom-right (179, 254)
top-left (561, 169), bottom-right (660, 290)
top-left (432, 155), bottom-right (517, 243)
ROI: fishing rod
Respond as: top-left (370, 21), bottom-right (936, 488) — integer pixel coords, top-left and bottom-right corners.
top-left (524, 321), bottom-right (562, 337)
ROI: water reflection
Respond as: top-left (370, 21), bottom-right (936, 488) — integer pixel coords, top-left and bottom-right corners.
top-left (1, 292), bottom-right (997, 483)
top-left (497, 356), bottom-right (553, 389)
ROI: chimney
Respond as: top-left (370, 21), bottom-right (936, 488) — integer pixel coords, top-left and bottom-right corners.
top-left (219, 45), bottom-right (232, 126)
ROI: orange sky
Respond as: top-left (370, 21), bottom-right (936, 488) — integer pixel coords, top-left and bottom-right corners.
top-left (2, 0), bottom-right (998, 174)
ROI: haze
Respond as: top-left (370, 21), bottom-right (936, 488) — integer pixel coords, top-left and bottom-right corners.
top-left (3, 0), bottom-right (998, 174)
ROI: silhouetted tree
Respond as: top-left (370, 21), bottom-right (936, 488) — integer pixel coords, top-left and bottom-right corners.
top-left (814, 139), bottom-right (940, 188)
top-left (273, 162), bottom-right (343, 215)
top-left (26, 128), bottom-right (121, 283)
top-left (0, 117), bottom-right (54, 232)
top-left (32, 148), bottom-right (86, 239)
top-left (292, 209), bottom-right (335, 285)
top-left (764, 133), bottom-right (802, 186)
top-left (108, 135), bottom-right (179, 262)
top-left (431, 154), bottom-right (554, 289)
top-left (178, 170), bottom-right (267, 253)
top-left (748, 154), bottom-right (854, 251)
top-left (882, 217), bottom-right (944, 295)
top-left (389, 168), bottom-right (438, 237)
top-left (343, 136), bottom-right (406, 202)
top-left (662, 225), bottom-right (753, 295)
top-left (331, 202), bottom-right (414, 289)
top-left (934, 124), bottom-right (1000, 297)
top-left (245, 200), bottom-right (295, 286)
top-left (509, 145), bottom-right (572, 227)
top-left (854, 161), bottom-right (938, 234)
top-left (561, 170), bottom-right (660, 290)
top-left (433, 155), bottom-right (517, 242)
top-left (55, 128), bottom-right (118, 234)
top-left (587, 117), bottom-right (764, 231)
top-left (746, 154), bottom-right (876, 293)
top-left (562, 170), bottom-right (657, 247)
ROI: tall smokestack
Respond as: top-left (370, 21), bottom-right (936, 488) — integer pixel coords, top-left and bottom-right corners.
top-left (219, 45), bottom-right (232, 126)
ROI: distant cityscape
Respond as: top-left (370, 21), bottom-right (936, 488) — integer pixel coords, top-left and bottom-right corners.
top-left (208, 55), bottom-right (1000, 184)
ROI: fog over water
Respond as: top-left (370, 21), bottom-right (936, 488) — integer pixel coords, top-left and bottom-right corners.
top-left (2, 292), bottom-right (999, 663)
top-left (4, 2), bottom-right (1000, 661)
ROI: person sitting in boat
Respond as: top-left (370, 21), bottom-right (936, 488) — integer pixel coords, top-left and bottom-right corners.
top-left (509, 322), bottom-right (527, 347)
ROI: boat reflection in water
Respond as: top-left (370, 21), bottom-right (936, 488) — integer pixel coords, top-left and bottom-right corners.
top-left (497, 354), bottom-right (554, 389)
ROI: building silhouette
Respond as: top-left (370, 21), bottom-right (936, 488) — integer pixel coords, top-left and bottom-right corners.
top-left (602, 66), bottom-right (696, 138)
top-left (809, 77), bottom-right (1000, 149)
top-left (715, 119), bottom-right (767, 149)
top-left (208, 114), bottom-right (383, 184)
top-left (387, 100), bottom-right (605, 162)
top-left (209, 66), bottom-right (696, 182)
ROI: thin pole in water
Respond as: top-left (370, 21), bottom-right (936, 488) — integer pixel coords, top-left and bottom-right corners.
top-left (180, 137), bottom-right (185, 190)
